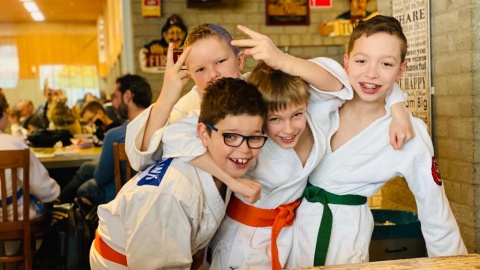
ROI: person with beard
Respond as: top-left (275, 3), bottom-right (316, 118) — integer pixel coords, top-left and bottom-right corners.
top-left (58, 74), bottom-right (152, 204)
top-left (80, 101), bottom-right (120, 143)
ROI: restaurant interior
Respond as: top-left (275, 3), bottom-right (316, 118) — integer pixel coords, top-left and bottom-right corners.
top-left (0, 0), bottom-right (479, 269)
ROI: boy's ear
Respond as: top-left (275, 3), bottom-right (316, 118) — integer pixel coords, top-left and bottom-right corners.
top-left (343, 54), bottom-right (350, 73)
top-left (237, 51), bottom-right (245, 72)
top-left (197, 123), bottom-right (210, 148)
top-left (396, 61), bottom-right (408, 81)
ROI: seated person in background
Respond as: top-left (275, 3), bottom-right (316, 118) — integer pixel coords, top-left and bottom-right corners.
top-left (0, 92), bottom-right (60, 261)
top-left (75, 92), bottom-right (101, 112)
top-left (80, 101), bottom-right (120, 142)
top-left (8, 108), bottom-right (28, 139)
top-left (58, 74), bottom-right (152, 204)
top-left (90, 77), bottom-right (268, 269)
top-left (25, 114), bottom-right (46, 134)
top-left (17, 99), bottom-right (35, 130)
top-left (47, 96), bottom-right (82, 136)
top-left (35, 80), bottom-right (62, 127)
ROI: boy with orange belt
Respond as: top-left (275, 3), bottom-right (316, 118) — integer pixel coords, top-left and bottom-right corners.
top-left (89, 77), bottom-right (268, 269)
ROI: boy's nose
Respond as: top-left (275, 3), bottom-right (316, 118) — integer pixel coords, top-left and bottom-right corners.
top-left (365, 64), bottom-right (379, 78)
top-left (284, 121), bottom-right (295, 134)
top-left (210, 69), bottom-right (221, 81)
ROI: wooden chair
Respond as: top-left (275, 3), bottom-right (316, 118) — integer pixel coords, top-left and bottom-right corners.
top-left (0, 148), bottom-right (49, 270)
top-left (113, 142), bottom-right (133, 193)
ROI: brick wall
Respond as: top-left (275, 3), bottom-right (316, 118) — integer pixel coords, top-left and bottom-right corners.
top-left (126, 0), bottom-right (479, 252)
top-left (130, 0), bottom-right (377, 99)
top-left (378, 0), bottom-right (480, 253)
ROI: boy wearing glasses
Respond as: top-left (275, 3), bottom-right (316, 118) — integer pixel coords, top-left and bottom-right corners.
top-left (89, 78), bottom-right (268, 270)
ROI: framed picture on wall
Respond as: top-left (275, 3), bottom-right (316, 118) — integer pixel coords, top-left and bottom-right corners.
top-left (187, 0), bottom-right (224, 8)
top-left (266, 0), bottom-right (310, 26)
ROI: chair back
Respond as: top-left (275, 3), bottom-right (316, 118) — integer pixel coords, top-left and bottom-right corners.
top-left (113, 142), bottom-right (132, 193)
top-left (0, 148), bottom-right (33, 269)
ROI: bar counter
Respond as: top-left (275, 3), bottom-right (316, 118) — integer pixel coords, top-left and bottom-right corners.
top-left (293, 254), bottom-right (480, 270)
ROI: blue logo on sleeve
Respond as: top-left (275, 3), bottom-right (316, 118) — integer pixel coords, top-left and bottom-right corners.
top-left (137, 158), bottom-right (173, 187)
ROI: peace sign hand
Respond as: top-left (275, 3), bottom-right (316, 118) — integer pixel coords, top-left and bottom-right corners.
top-left (231, 25), bottom-right (288, 71)
top-left (161, 43), bottom-right (191, 104)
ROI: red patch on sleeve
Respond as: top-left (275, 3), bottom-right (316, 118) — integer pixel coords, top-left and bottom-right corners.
top-left (431, 157), bottom-right (443, 186)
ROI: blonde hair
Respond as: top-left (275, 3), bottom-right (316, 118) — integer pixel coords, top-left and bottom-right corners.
top-left (247, 61), bottom-right (310, 113)
top-left (183, 24), bottom-right (239, 55)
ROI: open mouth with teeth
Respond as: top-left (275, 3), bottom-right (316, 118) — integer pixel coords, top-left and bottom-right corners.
top-left (360, 82), bottom-right (381, 93)
top-left (229, 158), bottom-right (251, 169)
top-left (230, 158), bottom-right (249, 164)
top-left (280, 135), bottom-right (296, 144)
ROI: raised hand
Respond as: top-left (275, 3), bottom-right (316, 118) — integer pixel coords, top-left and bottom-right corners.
top-left (231, 25), bottom-right (287, 71)
top-left (141, 43), bottom-right (191, 151)
top-left (160, 43), bottom-right (191, 104)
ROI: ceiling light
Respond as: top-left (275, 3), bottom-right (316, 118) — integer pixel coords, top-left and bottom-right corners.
top-left (31, 11), bottom-right (45, 21)
top-left (23, 1), bottom-right (39, 12)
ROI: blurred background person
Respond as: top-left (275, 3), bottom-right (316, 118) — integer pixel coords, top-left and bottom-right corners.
top-left (0, 91), bottom-right (60, 269)
top-left (80, 100), bottom-right (120, 143)
top-left (17, 99), bottom-right (35, 130)
top-left (35, 80), bottom-right (62, 127)
top-left (47, 96), bottom-right (82, 136)
top-left (7, 107), bottom-right (28, 139)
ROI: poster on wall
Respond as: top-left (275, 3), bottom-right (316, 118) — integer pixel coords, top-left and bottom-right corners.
top-left (318, 0), bottom-right (377, 36)
top-left (142, 0), bottom-right (161, 18)
top-left (139, 14), bottom-right (187, 73)
top-left (392, 0), bottom-right (431, 131)
top-left (266, 0), bottom-right (310, 26)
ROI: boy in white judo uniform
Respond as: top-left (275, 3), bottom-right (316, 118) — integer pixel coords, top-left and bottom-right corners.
top-left (287, 15), bottom-right (468, 268)
top-left (89, 77), bottom-right (268, 269)
top-left (125, 23), bottom-right (413, 269)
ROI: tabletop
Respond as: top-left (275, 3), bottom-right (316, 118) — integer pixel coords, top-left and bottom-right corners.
top-left (293, 254), bottom-right (480, 270)
top-left (32, 146), bottom-right (102, 169)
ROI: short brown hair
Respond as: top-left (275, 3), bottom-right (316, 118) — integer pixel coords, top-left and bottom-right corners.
top-left (80, 101), bottom-right (105, 118)
top-left (199, 78), bottom-right (267, 131)
top-left (247, 61), bottom-right (310, 113)
top-left (348, 15), bottom-right (408, 62)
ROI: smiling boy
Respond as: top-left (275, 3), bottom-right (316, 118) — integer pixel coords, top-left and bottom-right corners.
top-left (89, 78), bottom-right (268, 269)
top-left (287, 15), bottom-right (467, 268)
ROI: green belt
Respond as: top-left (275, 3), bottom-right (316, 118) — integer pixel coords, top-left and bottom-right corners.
top-left (302, 184), bottom-right (367, 266)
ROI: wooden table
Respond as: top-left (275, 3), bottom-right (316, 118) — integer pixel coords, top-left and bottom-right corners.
top-left (32, 146), bottom-right (102, 169)
top-left (294, 254), bottom-right (480, 270)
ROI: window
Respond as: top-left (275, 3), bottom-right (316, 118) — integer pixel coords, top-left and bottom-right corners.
top-left (0, 45), bottom-right (19, 89)
top-left (39, 65), bottom-right (100, 108)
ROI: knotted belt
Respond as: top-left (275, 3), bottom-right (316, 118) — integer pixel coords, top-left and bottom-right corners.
top-left (94, 230), bottom-right (128, 267)
top-left (226, 195), bottom-right (300, 270)
top-left (302, 184), bottom-right (367, 266)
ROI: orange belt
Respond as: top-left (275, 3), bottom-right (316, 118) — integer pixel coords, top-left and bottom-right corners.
top-left (226, 196), bottom-right (300, 270)
top-left (94, 230), bottom-right (128, 267)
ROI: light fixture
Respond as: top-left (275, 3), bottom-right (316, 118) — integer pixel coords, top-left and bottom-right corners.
top-left (31, 11), bottom-right (45, 21)
top-left (20, 0), bottom-right (45, 22)
top-left (23, 1), bottom-right (39, 12)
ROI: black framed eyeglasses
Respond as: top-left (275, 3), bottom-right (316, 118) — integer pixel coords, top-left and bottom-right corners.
top-left (205, 123), bottom-right (268, 149)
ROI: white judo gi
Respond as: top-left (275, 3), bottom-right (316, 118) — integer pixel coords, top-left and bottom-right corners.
top-left (286, 108), bottom-right (468, 268)
top-left (89, 157), bottom-right (229, 270)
